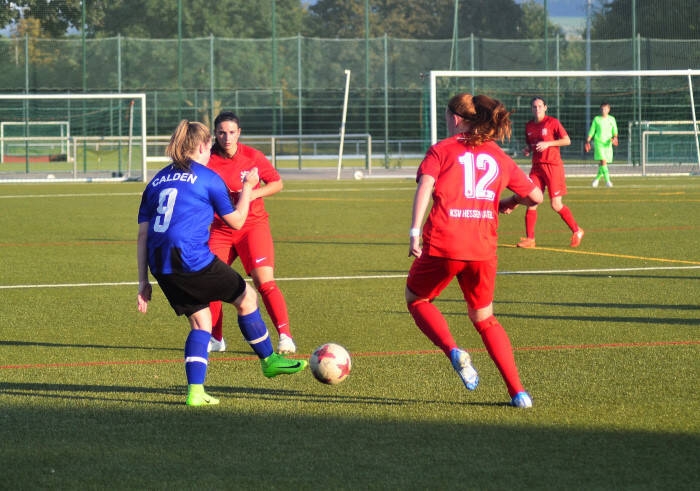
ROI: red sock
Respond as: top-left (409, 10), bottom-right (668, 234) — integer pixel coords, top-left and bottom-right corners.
top-left (557, 205), bottom-right (578, 233)
top-left (525, 209), bottom-right (537, 238)
top-left (474, 316), bottom-right (524, 397)
top-left (258, 281), bottom-right (291, 337)
top-left (407, 300), bottom-right (456, 356)
top-left (210, 300), bottom-right (224, 341)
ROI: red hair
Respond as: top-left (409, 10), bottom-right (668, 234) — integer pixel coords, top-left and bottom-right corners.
top-left (447, 93), bottom-right (512, 145)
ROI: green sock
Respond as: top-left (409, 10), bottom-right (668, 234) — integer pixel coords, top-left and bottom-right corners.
top-left (602, 166), bottom-right (610, 182)
top-left (594, 167), bottom-right (604, 181)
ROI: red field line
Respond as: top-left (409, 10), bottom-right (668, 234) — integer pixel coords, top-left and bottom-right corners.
top-left (1, 340), bottom-right (697, 370)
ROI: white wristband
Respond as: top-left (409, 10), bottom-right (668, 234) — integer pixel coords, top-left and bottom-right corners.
top-left (409, 228), bottom-right (421, 237)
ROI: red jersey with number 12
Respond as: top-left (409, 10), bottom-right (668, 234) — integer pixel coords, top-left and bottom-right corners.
top-left (418, 134), bottom-right (536, 261)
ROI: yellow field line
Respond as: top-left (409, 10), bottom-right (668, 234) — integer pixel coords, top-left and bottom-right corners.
top-left (500, 244), bottom-right (700, 265)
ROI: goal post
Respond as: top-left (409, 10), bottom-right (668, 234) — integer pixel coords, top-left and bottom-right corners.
top-left (0, 93), bottom-right (147, 182)
top-left (429, 70), bottom-right (700, 175)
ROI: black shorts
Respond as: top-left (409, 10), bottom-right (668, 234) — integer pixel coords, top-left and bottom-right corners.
top-left (153, 258), bottom-right (247, 317)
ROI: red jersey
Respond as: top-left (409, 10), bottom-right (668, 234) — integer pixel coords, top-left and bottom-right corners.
top-left (207, 143), bottom-right (280, 229)
top-left (418, 135), bottom-right (536, 261)
top-left (525, 115), bottom-right (568, 166)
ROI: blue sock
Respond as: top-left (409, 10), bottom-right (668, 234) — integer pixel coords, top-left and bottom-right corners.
top-left (238, 309), bottom-right (274, 359)
top-left (184, 329), bottom-right (210, 385)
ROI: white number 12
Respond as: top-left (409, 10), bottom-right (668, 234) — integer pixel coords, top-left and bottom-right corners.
top-left (458, 152), bottom-right (498, 200)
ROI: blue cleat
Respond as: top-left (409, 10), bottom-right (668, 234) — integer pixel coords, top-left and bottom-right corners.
top-left (511, 391), bottom-right (533, 408)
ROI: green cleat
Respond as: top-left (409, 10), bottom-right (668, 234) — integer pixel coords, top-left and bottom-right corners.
top-left (185, 384), bottom-right (220, 406)
top-left (261, 353), bottom-right (308, 378)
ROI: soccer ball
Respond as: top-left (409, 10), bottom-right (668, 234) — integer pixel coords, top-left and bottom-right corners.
top-left (309, 343), bottom-right (352, 385)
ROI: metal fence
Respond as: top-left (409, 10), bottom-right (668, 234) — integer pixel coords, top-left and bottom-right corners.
top-left (1, 34), bottom-right (699, 172)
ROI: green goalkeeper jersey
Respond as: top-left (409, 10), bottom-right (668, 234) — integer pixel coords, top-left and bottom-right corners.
top-left (588, 115), bottom-right (618, 146)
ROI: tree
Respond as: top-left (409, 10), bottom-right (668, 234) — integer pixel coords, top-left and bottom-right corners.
top-left (98, 0), bottom-right (307, 38)
top-left (519, 0), bottom-right (565, 40)
top-left (590, 0), bottom-right (700, 39)
top-left (455, 0), bottom-right (526, 39)
top-left (306, 0), bottom-right (529, 40)
top-left (3, 0), bottom-right (106, 37)
top-left (1, 1), bottom-right (18, 29)
top-left (1, 0), bottom-right (307, 39)
top-left (305, 0), bottom-right (376, 38)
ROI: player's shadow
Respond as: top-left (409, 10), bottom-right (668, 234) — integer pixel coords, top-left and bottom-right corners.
top-left (501, 299), bottom-right (700, 311)
top-left (428, 298), bottom-right (700, 326)
top-left (0, 339), bottom-right (256, 356)
top-left (0, 381), bottom-right (185, 406)
top-left (202, 385), bottom-right (503, 407)
top-left (0, 339), bottom-right (184, 352)
top-left (0, 381), bottom-right (502, 408)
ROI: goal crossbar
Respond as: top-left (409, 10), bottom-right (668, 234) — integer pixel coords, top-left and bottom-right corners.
top-left (429, 69), bottom-right (700, 144)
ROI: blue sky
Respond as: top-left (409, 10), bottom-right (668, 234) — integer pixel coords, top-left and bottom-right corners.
top-left (304, 1), bottom-right (589, 19)
top-left (515, 0), bottom-right (588, 18)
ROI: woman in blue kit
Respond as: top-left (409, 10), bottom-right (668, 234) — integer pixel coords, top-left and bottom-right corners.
top-left (136, 120), bottom-right (306, 406)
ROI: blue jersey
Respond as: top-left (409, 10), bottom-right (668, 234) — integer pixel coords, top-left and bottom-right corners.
top-left (137, 161), bottom-right (235, 274)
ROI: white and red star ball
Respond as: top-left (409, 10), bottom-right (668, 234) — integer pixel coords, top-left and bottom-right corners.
top-left (309, 343), bottom-right (352, 385)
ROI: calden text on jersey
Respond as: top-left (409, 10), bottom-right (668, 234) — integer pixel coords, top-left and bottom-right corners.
top-left (151, 172), bottom-right (198, 188)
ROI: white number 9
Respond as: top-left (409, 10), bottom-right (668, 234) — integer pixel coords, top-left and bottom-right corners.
top-left (153, 188), bottom-right (178, 232)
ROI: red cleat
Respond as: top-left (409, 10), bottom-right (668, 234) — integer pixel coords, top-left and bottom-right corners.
top-left (570, 228), bottom-right (584, 248)
top-left (517, 237), bottom-right (536, 248)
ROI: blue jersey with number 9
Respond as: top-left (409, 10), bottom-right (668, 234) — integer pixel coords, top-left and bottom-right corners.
top-left (138, 161), bottom-right (235, 274)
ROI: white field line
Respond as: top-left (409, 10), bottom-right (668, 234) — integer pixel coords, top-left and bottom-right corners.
top-left (2, 265), bottom-right (699, 290)
top-left (1, 178), bottom-right (697, 200)
top-left (0, 192), bottom-right (142, 199)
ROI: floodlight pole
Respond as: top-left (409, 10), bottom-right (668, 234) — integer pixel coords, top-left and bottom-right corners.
top-left (585, 0), bottom-right (592, 130)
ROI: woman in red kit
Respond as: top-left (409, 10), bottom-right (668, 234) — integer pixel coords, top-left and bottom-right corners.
top-left (405, 93), bottom-right (543, 408)
top-left (518, 96), bottom-right (584, 248)
top-left (206, 111), bottom-right (296, 354)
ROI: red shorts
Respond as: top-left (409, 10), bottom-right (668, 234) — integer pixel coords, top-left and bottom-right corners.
top-left (208, 221), bottom-right (275, 275)
top-left (530, 163), bottom-right (567, 198)
top-left (406, 254), bottom-right (497, 310)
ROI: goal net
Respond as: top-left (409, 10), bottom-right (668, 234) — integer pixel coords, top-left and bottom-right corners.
top-left (633, 120), bottom-right (700, 167)
top-left (429, 70), bottom-right (700, 176)
top-left (0, 93), bottom-right (147, 182)
top-left (1, 121), bottom-right (70, 163)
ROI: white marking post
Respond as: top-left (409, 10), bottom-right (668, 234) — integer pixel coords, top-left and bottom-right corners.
top-left (337, 69), bottom-right (351, 180)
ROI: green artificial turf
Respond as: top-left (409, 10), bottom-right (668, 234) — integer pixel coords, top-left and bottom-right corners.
top-left (0, 176), bottom-right (698, 489)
